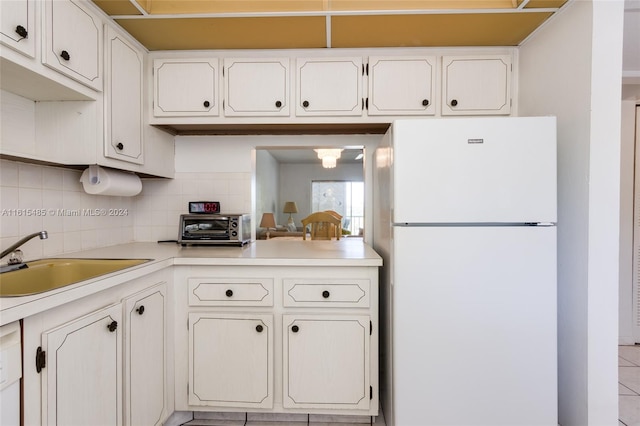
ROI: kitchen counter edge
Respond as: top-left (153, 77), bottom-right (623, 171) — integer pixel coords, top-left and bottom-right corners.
top-left (0, 240), bottom-right (382, 325)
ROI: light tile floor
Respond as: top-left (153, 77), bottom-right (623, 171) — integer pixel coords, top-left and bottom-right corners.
top-left (620, 345), bottom-right (640, 425)
top-left (181, 411), bottom-right (387, 426)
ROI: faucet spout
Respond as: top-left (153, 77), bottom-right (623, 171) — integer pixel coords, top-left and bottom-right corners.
top-left (1, 231), bottom-right (48, 260)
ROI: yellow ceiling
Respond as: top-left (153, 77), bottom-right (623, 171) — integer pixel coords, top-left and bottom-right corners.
top-left (91, 0), bottom-right (569, 50)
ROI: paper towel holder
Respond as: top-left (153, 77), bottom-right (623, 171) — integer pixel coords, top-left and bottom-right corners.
top-left (80, 165), bottom-right (142, 197)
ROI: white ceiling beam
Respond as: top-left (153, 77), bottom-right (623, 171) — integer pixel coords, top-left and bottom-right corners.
top-left (109, 7), bottom-right (561, 20)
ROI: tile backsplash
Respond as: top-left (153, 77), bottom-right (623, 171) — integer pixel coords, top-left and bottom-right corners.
top-left (0, 160), bottom-right (135, 260)
top-left (134, 171), bottom-right (251, 242)
top-left (1, 160), bottom-right (252, 258)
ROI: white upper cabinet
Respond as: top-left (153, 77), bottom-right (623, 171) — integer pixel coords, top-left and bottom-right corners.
top-left (43, 0), bottom-right (103, 91)
top-left (441, 55), bottom-right (511, 115)
top-left (0, 0), bottom-right (36, 58)
top-left (296, 57), bottom-right (363, 116)
top-left (105, 27), bottom-right (143, 165)
top-left (153, 59), bottom-right (219, 117)
top-left (367, 56), bottom-right (436, 116)
top-left (224, 58), bottom-right (289, 117)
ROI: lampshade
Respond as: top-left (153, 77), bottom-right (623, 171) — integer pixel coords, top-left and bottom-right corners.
top-left (283, 201), bottom-right (298, 214)
top-left (259, 212), bottom-right (276, 229)
top-left (314, 149), bottom-right (343, 169)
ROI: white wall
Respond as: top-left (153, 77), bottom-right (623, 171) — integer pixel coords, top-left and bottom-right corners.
top-left (518, 1), bottom-right (624, 424)
top-left (153, 134), bottom-right (382, 241)
top-left (278, 162), bottom-right (364, 225)
top-left (255, 149), bottom-right (279, 225)
top-left (619, 101), bottom-right (638, 344)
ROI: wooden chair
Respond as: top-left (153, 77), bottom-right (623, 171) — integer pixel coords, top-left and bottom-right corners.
top-left (301, 211), bottom-right (342, 240)
top-left (323, 210), bottom-right (343, 221)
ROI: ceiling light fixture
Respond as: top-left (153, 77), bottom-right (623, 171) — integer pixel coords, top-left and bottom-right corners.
top-left (314, 148), bottom-right (343, 169)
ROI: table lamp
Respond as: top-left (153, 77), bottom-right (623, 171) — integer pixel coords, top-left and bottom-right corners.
top-left (283, 201), bottom-right (298, 225)
top-left (259, 212), bottom-right (277, 239)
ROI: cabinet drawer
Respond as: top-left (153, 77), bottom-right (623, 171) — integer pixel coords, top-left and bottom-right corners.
top-left (283, 279), bottom-right (369, 308)
top-left (188, 278), bottom-right (273, 306)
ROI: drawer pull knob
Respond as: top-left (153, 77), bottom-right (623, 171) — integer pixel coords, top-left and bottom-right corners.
top-left (225, 289), bottom-right (233, 297)
top-left (256, 324), bottom-right (263, 333)
top-left (107, 320), bottom-right (118, 332)
top-left (203, 100), bottom-right (210, 108)
top-left (322, 290), bottom-right (330, 299)
top-left (136, 305), bottom-right (145, 315)
top-left (422, 99), bottom-right (429, 106)
top-left (60, 50), bottom-right (70, 61)
top-left (116, 142), bottom-right (124, 150)
top-left (291, 325), bottom-right (299, 333)
top-left (450, 99), bottom-right (458, 107)
top-left (302, 100), bottom-right (309, 108)
top-left (275, 100), bottom-right (282, 108)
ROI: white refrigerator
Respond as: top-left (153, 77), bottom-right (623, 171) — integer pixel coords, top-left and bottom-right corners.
top-left (373, 117), bottom-right (557, 426)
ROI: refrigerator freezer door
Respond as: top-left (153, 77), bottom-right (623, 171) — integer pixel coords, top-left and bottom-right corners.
top-left (391, 117), bottom-right (557, 224)
top-left (392, 225), bottom-right (557, 426)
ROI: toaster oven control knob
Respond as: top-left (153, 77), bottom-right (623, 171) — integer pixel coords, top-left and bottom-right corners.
top-left (231, 221), bottom-right (238, 228)
top-left (231, 231), bottom-right (237, 237)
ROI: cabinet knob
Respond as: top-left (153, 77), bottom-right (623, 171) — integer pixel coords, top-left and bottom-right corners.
top-left (291, 325), bottom-right (299, 333)
top-left (60, 50), bottom-right (70, 61)
top-left (450, 99), bottom-right (458, 107)
top-left (15, 25), bottom-right (28, 39)
top-left (322, 290), bottom-right (330, 299)
top-left (136, 305), bottom-right (145, 315)
top-left (422, 99), bottom-right (429, 106)
top-left (275, 100), bottom-right (282, 108)
top-left (203, 100), bottom-right (210, 108)
top-left (225, 289), bottom-right (233, 297)
top-left (116, 142), bottom-right (124, 150)
top-left (302, 100), bottom-right (309, 108)
top-left (107, 320), bottom-right (118, 332)
top-left (256, 324), bottom-right (263, 333)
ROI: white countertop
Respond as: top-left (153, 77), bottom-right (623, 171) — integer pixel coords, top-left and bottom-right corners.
top-left (0, 239), bottom-right (382, 325)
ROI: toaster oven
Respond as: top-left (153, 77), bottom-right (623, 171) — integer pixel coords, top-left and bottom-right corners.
top-left (179, 214), bottom-right (251, 246)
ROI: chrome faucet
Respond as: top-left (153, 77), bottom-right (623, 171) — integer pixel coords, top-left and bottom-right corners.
top-left (1, 231), bottom-right (48, 260)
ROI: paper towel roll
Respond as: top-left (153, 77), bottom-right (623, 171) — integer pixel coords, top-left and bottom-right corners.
top-left (80, 165), bottom-right (142, 196)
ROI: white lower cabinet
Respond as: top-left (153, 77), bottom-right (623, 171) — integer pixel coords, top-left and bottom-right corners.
top-left (188, 313), bottom-right (273, 408)
top-left (283, 314), bottom-right (370, 410)
top-left (177, 266), bottom-right (378, 417)
top-left (123, 283), bottom-right (167, 426)
top-left (41, 303), bottom-right (123, 426)
top-left (22, 271), bottom-right (172, 426)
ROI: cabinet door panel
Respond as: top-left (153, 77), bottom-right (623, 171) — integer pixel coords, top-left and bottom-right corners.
top-left (224, 58), bottom-right (289, 116)
top-left (42, 304), bottom-right (122, 426)
top-left (368, 56), bottom-right (435, 116)
top-left (0, 0), bottom-right (36, 58)
top-left (105, 29), bottom-right (143, 164)
top-left (296, 58), bottom-right (363, 116)
top-left (154, 59), bottom-right (219, 117)
top-left (283, 315), bottom-right (370, 410)
top-left (124, 283), bottom-right (166, 426)
top-left (43, 0), bottom-right (103, 91)
top-left (442, 55), bottom-right (511, 115)
top-left (189, 313), bottom-right (273, 408)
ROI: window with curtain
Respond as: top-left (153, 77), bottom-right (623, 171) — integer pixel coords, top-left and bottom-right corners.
top-left (311, 181), bottom-right (364, 236)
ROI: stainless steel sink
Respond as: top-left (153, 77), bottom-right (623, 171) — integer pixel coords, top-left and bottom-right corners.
top-left (0, 258), bottom-right (150, 297)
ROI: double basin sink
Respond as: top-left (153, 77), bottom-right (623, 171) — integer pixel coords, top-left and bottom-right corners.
top-left (0, 258), bottom-right (149, 297)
